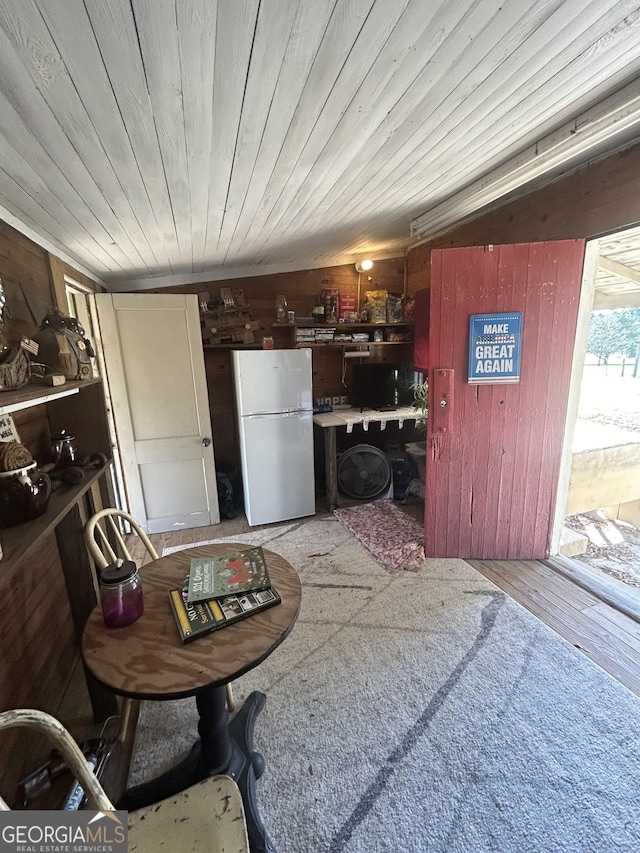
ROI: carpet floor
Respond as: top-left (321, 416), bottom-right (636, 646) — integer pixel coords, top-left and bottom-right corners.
top-left (129, 516), bottom-right (640, 853)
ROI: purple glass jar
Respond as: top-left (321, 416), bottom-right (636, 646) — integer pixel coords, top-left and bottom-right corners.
top-left (50, 430), bottom-right (78, 468)
top-left (99, 559), bottom-right (144, 628)
top-left (0, 463), bottom-right (51, 527)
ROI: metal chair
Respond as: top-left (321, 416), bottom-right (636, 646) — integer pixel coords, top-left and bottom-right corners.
top-left (0, 709), bottom-right (249, 853)
top-left (84, 509), bottom-right (235, 739)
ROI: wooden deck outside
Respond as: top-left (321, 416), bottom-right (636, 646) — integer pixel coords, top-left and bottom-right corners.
top-left (469, 558), bottom-right (640, 697)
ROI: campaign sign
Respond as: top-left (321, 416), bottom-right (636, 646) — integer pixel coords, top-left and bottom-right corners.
top-left (468, 312), bottom-right (522, 384)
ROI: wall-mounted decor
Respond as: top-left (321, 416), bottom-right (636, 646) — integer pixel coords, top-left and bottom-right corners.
top-left (0, 413), bottom-right (19, 443)
top-left (468, 312), bottom-right (522, 384)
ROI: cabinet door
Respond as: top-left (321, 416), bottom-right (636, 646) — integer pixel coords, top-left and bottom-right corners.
top-left (95, 293), bottom-right (220, 533)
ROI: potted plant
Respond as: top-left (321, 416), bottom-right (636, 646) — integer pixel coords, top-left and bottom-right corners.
top-left (405, 378), bottom-right (428, 489)
top-left (410, 377), bottom-right (428, 436)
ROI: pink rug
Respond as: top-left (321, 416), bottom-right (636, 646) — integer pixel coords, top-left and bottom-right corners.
top-left (333, 499), bottom-right (425, 573)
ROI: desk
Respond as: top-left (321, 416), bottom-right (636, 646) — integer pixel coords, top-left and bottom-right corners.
top-left (313, 406), bottom-right (419, 511)
top-left (82, 544), bottom-right (301, 853)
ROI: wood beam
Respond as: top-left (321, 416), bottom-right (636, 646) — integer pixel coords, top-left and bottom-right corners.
top-left (593, 289), bottom-right (640, 309)
top-left (47, 253), bottom-right (69, 312)
top-left (598, 254), bottom-right (640, 285)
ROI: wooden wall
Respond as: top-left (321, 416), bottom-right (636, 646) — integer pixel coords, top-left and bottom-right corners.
top-left (148, 257), bottom-right (406, 331)
top-left (145, 258), bottom-right (407, 466)
top-left (0, 532), bottom-right (79, 794)
top-left (406, 141), bottom-right (640, 286)
top-left (0, 221), bottom-right (83, 470)
top-left (0, 221), bottom-right (58, 342)
top-left (406, 141), bottom-right (640, 558)
top-left (0, 221), bottom-right (104, 803)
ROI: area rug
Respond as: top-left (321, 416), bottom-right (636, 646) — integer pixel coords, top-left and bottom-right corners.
top-left (129, 516), bottom-right (640, 853)
top-left (333, 498), bottom-right (425, 573)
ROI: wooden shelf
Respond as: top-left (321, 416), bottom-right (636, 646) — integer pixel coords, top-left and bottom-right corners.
top-left (0, 464), bottom-right (110, 573)
top-left (203, 343), bottom-right (262, 350)
top-left (275, 321), bottom-right (414, 348)
top-left (0, 378), bottom-right (103, 415)
top-left (296, 341), bottom-right (412, 348)
top-left (273, 322), bottom-right (414, 330)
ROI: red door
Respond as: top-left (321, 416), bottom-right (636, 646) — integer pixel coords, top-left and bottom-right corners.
top-left (425, 240), bottom-right (585, 559)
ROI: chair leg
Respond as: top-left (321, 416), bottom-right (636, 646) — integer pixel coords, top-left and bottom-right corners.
top-left (225, 684), bottom-right (235, 713)
top-left (117, 698), bottom-right (140, 742)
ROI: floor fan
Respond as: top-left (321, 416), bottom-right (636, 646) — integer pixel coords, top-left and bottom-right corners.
top-left (336, 444), bottom-right (393, 500)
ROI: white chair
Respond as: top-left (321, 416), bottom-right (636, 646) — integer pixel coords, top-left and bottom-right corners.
top-left (0, 709), bottom-right (249, 853)
top-left (84, 508), bottom-right (235, 740)
top-left (84, 508), bottom-right (160, 572)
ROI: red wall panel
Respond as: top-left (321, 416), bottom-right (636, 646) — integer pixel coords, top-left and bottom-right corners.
top-left (412, 288), bottom-right (430, 371)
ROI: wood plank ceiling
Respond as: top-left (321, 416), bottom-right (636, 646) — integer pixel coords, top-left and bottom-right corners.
top-left (596, 226), bottom-right (640, 308)
top-left (1, 0), bottom-right (640, 289)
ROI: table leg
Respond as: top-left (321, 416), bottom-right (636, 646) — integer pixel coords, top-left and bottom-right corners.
top-left (116, 687), bottom-right (276, 853)
top-left (324, 425), bottom-right (338, 511)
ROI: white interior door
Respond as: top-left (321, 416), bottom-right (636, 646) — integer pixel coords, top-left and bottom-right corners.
top-left (94, 292), bottom-right (220, 533)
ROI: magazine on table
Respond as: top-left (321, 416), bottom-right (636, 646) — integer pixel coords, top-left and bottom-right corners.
top-left (169, 577), bottom-right (281, 644)
top-left (186, 545), bottom-right (271, 603)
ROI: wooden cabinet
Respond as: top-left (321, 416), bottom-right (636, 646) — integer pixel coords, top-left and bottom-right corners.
top-left (0, 378), bottom-right (119, 803)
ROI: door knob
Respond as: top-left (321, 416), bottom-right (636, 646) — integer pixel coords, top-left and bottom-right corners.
top-left (202, 437), bottom-right (211, 447)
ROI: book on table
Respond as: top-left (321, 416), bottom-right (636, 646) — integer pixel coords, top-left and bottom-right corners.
top-left (186, 545), bottom-right (271, 603)
top-left (169, 579), bottom-right (281, 644)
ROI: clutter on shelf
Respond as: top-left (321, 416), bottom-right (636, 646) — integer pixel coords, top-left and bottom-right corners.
top-left (0, 345), bottom-right (31, 391)
top-left (0, 278), bottom-right (31, 392)
top-left (294, 324), bottom-right (412, 344)
top-left (275, 294), bottom-right (288, 323)
top-left (320, 287), bottom-right (340, 323)
top-left (403, 293), bottom-right (415, 320)
top-left (311, 287), bottom-right (356, 324)
top-left (360, 289), bottom-right (407, 324)
top-left (362, 290), bottom-right (387, 323)
top-left (0, 441), bottom-right (51, 527)
top-left (307, 287), bottom-right (412, 325)
top-left (31, 310), bottom-right (95, 381)
top-left (199, 287), bottom-right (261, 345)
top-left (339, 292), bottom-right (357, 321)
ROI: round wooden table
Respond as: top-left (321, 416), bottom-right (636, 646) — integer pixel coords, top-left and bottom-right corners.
top-left (82, 543), bottom-right (301, 853)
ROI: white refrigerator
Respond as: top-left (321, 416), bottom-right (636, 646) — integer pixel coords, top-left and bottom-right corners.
top-left (232, 349), bottom-right (316, 526)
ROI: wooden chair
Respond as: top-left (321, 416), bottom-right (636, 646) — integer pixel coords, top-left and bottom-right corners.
top-left (84, 509), bottom-right (235, 740)
top-left (84, 508), bottom-right (160, 572)
top-left (0, 709), bottom-right (249, 853)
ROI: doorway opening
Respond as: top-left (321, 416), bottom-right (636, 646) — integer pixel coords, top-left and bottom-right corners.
top-left (558, 228), bottom-right (640, 604)
top-left (65, 277), bottom-right (127, 514)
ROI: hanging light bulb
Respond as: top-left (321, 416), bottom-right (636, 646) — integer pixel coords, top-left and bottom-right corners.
top-left (354, 259), bottom-right (373, 318)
